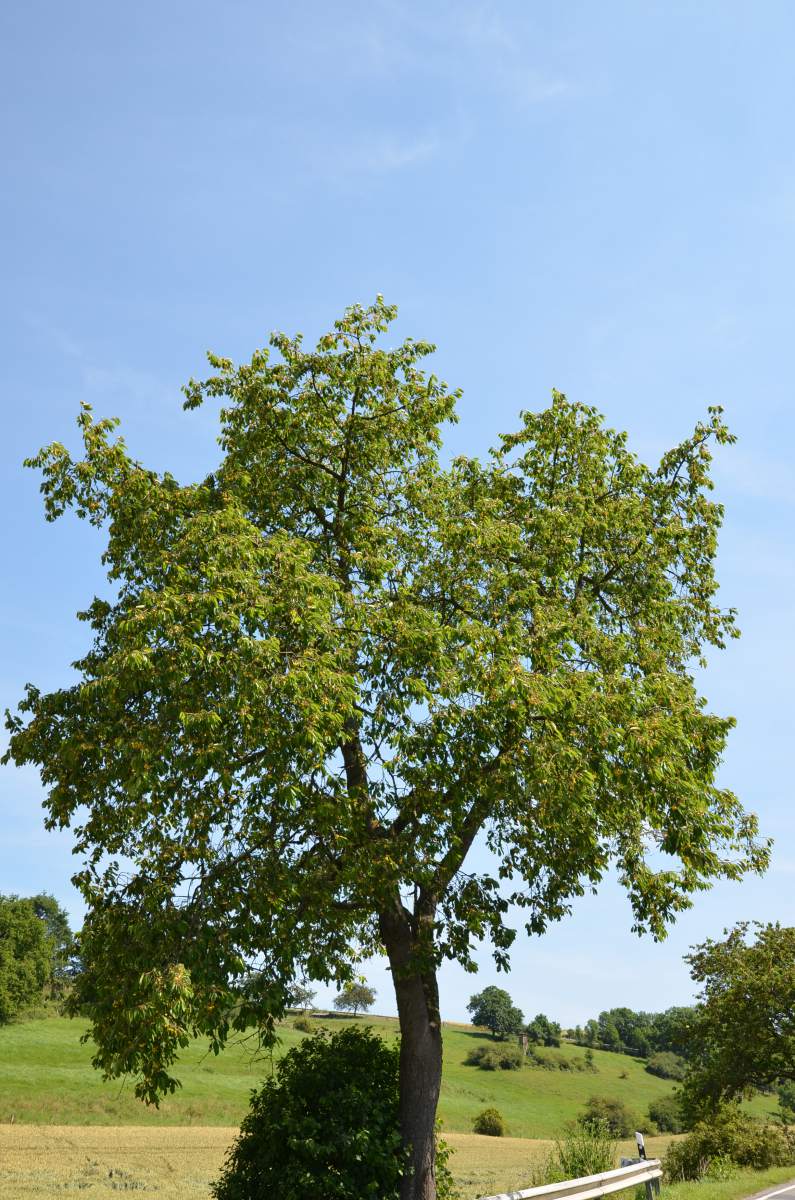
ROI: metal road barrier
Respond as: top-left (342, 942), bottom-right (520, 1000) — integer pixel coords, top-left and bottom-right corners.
top-left (479, 1157), bottom-right (663, 1200)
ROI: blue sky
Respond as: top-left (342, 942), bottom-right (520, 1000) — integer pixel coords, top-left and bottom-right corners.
top-left (1, 1), bottom-right (793, 1027)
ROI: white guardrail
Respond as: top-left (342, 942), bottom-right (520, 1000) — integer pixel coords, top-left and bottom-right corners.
top-left (479, 1157), bottom-right (663, 1200)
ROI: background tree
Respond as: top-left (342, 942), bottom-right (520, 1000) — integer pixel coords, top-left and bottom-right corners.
top-left (467, 986), bottom-right (524, 1040)
top-left (681, 923), bottom-right (795, 1117)
top-left (30, 893), bottom-right (76, 993)
top-left (334, 982), bottom-right (376, 1016)
top-left (583, 1020), bottom-right (600, 1047)
top-left (4, 300), bottom-right (768, 1200)
top-left (526, 1013), bottom-right (561, 1046)
top-left (0, 895), bottom-right (54, 1022)
top-left (288, 982), bottom-right (317, 1013)
top-left (651, 1006), bottom-right (696, 1060)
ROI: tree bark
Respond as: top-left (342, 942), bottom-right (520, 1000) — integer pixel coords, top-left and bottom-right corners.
top-left (380, 906), bottom-right (443, 1200)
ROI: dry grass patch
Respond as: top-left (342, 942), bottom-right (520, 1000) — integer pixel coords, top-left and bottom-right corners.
top-left (0, 1126), bottom-right (677, 1200)
top-left (0, 1125), bottom-right (236, 1198)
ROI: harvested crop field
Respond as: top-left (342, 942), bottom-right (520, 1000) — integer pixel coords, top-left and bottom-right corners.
top-left (0, 1125), bottom-right (676, 1199)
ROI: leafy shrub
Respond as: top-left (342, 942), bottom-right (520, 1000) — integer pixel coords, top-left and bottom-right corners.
top-left (704, 1154), bottom-right (736, 1181)
top-left (293, 1016), bottom-right (313, 1032)
top-left (465, 1043), bottom-right (523, 1070)
top-left (584, 1049), bottom-right (597, 1072)
top-left (535, 1120), bottom-right (616, 1183)
top-left (473, 1107), bottom-right (506, 1136)
top-left (527, 1047), bottom-right (584, 1071)
top-left (212, 1026), bottom-right (406, 1200)
top-left (646, 1052), bottom-right (687, 1081)
top-left (664, 1106), bottom-right (795, 1182)
top-left (648, 1094), bottom-right (687, 1134)
top-left (579, 1096), bottom-right (642, 1138)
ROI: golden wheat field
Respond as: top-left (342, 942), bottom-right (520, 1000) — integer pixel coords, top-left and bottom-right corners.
top-left (0, 1125), bottom-right (677, 1200)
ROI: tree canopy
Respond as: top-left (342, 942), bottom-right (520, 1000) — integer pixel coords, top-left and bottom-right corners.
top-left (682, 923), bottom-right (795, 1115)
top-left (287, 982), bottom-right (317, 1013)
top-left (334, 982), bottom-right (376, 1015)
top-left (30, 893), bottom-right (77, 990)
top-left (467, 985), bottom-right (524, 1039)
top-left (4, 299), bottom-right (768, 1199)
top-left (0, 895), bottom-right (55, 1022)
top-left (526, 1013), bottom-right (561, 1046)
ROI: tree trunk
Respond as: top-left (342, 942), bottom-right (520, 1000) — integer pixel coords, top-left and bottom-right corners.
top-left (380, 908), bottom-right (443, 1200)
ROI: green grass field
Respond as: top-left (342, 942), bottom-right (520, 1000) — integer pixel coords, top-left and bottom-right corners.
top-left (0, 1012), bottom-right (779, 1136)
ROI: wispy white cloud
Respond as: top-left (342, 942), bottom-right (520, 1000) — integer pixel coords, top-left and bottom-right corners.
top-left (349, 134), bottom-right (441, 174)
top-left (20, 311), bottom-right (196, 445)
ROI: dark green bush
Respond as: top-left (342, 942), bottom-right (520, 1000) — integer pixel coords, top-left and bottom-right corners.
top-left (664, 1107), bottom-right (795, 1182)
top-left (292, 1016), bottom-right (313, 1032)
top-left (212, 1026), bottom-right (405, 1200)
top-left (465, 1043), bottom-right (523, 1070)
top-left (578, 1096), bottom-right (643, 1138)
top-left (473, 1107), bottom-right (506, 1137)
top-left (778, 1080), bottom-right (795, 1123)
top-left (646, 1052), bottom-right (687, 1081)
top-left (648, 1094), bottom-right (687, 1134)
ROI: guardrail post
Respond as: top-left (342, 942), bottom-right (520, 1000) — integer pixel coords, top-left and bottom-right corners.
top-left (635, 1133), bottom-right (661, 1200)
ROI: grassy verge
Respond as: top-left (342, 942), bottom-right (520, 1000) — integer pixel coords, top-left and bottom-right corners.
top-left (662, 1166), bottom-right (795, 1200)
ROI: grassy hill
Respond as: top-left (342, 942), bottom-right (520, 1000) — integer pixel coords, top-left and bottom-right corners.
top-left (0, 1013), bottom-right (777, 1136)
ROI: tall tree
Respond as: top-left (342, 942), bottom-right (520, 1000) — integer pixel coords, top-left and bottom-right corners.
top-left (0, 895), bottom-right (54, 1022)
top-left (467, 985), bottom-right (524, 1039)
top-left (30, 893), bottom-right (76, 990)
top-left (4, 300), bottom-right (768, 1200)
top-left (681, 923), bottom-right (795, 1116)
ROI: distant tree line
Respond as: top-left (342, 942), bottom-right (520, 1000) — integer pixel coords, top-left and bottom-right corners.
top-left (466, 986), bottom-right (563, 1047)
top-left (570, 1005), bottom-right (695, 1059)
top-left (466, 984), bottom-right (695, 1060)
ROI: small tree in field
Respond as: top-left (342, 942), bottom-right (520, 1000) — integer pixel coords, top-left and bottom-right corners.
top-left (4, 300), bottom-right (769, 1200)
top-left (288, 982), bottom-right (317, 1013)
top-left (334, 981), bottom-right (376, 1015)
top-left (526, 1013), bottom-right (562, 1047)
top-left (468, 985), bottom-right (524, 1039)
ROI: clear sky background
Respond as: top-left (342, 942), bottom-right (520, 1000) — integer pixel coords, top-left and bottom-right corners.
top-left (1, 1), bottom-right (793, 1027)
